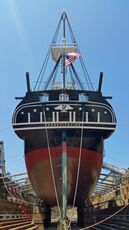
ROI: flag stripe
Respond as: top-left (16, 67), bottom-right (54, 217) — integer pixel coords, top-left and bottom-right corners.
top-left (65, 52), bottom-right (81, 66)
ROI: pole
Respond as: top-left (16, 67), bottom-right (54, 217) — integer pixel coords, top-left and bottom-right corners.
top-left (62, 12), bottom-right (66, 90)
top-left (62, 131), bottom-right (67, 219)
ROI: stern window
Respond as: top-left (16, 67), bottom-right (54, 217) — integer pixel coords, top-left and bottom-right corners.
top-left (39, 94), bottom-right (49, 102)
top-left (59, 94), bottom-right (69, 101)
top-left (79, 94), bottom-right (88, 102)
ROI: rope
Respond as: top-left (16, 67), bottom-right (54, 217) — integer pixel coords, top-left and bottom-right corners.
top-left (79, 202), bottom-right (129, 229)
top-left (33, 14), bottom-right (62, 91)
top-left (68, 112), bottom-right (84, 228)
top-left (66, 14), bottom-right (94, 91)
top-left (43, 111), bottom-right (62, 219)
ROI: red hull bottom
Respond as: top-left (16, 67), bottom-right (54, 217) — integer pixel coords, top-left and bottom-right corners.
top-left (25, 146), bottom-right (102, 206)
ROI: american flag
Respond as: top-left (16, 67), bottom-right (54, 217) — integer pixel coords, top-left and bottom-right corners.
top-left (65, 52), bottom-right (81, 66)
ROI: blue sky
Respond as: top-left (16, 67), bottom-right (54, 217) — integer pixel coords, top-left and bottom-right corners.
top-left (0, 0), bottom-right (129, 175)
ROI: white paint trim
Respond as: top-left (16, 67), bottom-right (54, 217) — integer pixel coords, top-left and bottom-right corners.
top-left (13, 126), bottom-right (116, 131)
top-left (12, 121), bottom-right (116, 126)
top-left (40, 112), bottom-right (43, 122)
top-left (27, 113), bottom-right (31, 123)
top-left (12, 100), bottom-right (116, 124)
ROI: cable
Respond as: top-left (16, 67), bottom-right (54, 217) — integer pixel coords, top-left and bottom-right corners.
top-left (79, 202), bottom-right (129, 230)
top-left (33, 14), bottom-right (62, 91)
top-left (68, 112), bottom-right (84, 228)
top-left (43, 111), bottom-right (62, 220)
top-left (66, 14), bottom-right (94, 91)
top-left (106, 155), bottom-right (129, 165)
top-left (0, 127), bottom-right (11, 132)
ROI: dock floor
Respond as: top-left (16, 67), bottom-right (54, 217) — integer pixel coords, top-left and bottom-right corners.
top-left (45, 222), bottom-right (81, 229)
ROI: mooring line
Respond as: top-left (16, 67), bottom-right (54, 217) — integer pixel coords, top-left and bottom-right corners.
top-left (79, 203), bottom-right (129, 230)
top-left (68, 112), bottom-right (84, 228)
top-left (43, 111), bottom-right (62, 220)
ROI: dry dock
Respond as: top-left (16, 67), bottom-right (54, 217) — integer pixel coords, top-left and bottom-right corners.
top-left (1, 164), bottom-right (129, 229)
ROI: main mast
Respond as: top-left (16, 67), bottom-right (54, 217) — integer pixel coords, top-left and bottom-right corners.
top-left (62, 11), bottom-right (66, 90)
top-left (61, 12), bottom-right (68, 227)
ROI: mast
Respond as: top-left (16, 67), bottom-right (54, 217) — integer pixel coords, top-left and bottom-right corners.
top-left (61, 11), bottom-right (68, 222)
top-left (62, 11), bottom-right (66, 90)
top-left (34, 10), bottom-right (93, 92)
